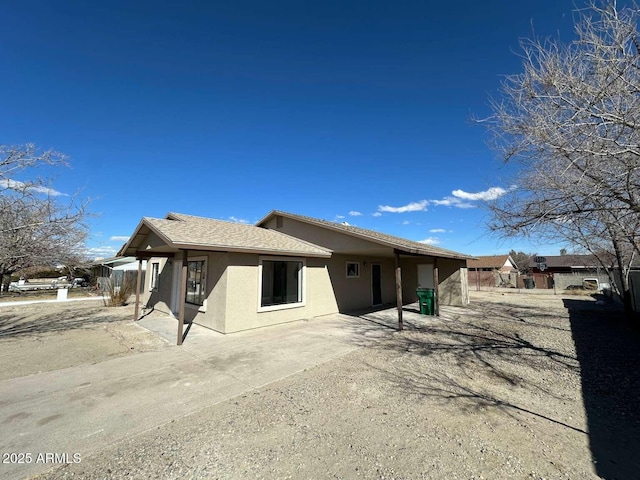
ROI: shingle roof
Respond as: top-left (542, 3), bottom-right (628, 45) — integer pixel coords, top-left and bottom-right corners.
top-left (257, 211), bottom-right (471, 260)
top-left (528, 254), bottom-right (611, 268)
top-left (121, 213), bottom-right (332, 258)
top-left (467, 255), bottom-right (514, 269)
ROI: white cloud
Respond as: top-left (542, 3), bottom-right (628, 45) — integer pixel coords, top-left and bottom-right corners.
top-left (372, 212), bottom-right (382, 217)
top-left (429, 228), bottom-right (446, 233)
top-left (0, 178), bottom-right (66, 196)
top-left (349, 211), bottom-right (362, 216)
top-left (425, 186), bottom-right (513, 210)
top-left (378, 200), bottom-right (428, 213)
top-left (376, 186), bottom-right (512, 215)
top-left (86, 245), bottom-right (119, 259)
top-left (228, 216), bottom-right (249, 224)
top-left (419, 237), bottom-right (440, 245)
top-left (402, 220), bottom-right (410, 225)
top-left (335, 215), bottom-right (345, 219)
top-left (109, 235), bottom-right (130, 242)
top-left (452, 186), bottom-right (510, 201)
top-left (431, 197), bottom-right (475, 209)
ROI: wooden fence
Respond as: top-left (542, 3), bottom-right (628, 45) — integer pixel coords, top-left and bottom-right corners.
top-left (467, 270), bottom-right (613, 291)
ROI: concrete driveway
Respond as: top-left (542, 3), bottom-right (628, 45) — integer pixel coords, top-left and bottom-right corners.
top-left (0, 308), bottom-right (417, 480)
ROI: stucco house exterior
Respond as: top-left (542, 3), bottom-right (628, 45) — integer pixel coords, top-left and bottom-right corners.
top-left (120, 211), bottom-right (471, 344)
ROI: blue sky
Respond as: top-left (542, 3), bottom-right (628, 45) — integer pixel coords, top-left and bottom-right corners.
top-left (1, 0), bottom-right (583, 259)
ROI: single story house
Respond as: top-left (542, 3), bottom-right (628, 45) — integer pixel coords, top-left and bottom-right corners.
top-left (92, 256), bottom-right (142, 276)
top-left (527, 253), bottom-right (640, 290)
top-left (119, 211), bottom-right (472, 344)
top-left (92, 256), bottom-right (146, 288)
top-left (467, 254), bottom-right (518, 273)
top-left (467, 254), bottom-right (519, 288)
top-left (529, 254), bottom-right (610, 274)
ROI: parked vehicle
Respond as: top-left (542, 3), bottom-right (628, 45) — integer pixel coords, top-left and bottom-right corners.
top-left (71, 278), bottom-right (88, 288)
top-left (9, 279), bottom-right (58, 292)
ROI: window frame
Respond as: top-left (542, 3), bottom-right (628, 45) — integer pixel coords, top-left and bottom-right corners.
top-left (185, 256), bottom-right (207, 309)
top-left (150, 262), bottom-right (160, 291)
top-left (258, 256), bottom-right (306, 312)
top-left (346, 261), bottom-right (360, 278)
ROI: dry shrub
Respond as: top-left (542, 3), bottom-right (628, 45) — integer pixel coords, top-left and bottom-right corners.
top-left (102, 271), bottom-right (137, 306)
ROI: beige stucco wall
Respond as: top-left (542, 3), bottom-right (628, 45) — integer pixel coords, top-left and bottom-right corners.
top-left (222, 253), bottom-right (338, 333)
top-left (143, 257), bottom-right (172, 314)
top-left (190, 252), bottom-right (228, 332)
top-left (460, 267), bottom-right (470, 305)
top-left (263, 216), bottom-right (389, 252)
top-left (140, 250), bottom-right (338, 334)
top-left (324, 254), bottom-right (396, 311)
top-left (143, 252), bottom-right (229, 332)
top-left (263, 215), bottom-right (468, 307)
top-left (139, 215), bottom-right (469, 335)
top-left (207, 251), bottom-right (399, 332)
top-left (399, 257), bottom-right (469, 307)
top-left (263, 216), bottom-right (400, 310)
top-left (141, 232), bottom-right (169, 250)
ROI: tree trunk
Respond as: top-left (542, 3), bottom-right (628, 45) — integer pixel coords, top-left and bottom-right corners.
top-left (0, 272), bottom-right (10, 295)
top-left (621, 289), bottom-right (635, 322)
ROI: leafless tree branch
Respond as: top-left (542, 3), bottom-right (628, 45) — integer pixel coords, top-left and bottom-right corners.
top-left (0, 144), bottom-right (90, 292)
top-left (481, 0), bottom-right (640, 316)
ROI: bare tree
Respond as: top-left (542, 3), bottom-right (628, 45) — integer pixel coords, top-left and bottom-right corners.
top-left (508, 250), bottom-right (535, 275)
top-left (483, 1), bottom-right (640, 317)
top-left (0, 144), bottom-right (89, 292)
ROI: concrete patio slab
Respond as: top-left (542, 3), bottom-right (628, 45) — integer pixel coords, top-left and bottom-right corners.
top-left (0, 306), bottom-right (433, 480)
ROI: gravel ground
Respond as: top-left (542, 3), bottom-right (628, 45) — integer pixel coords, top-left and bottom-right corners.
top-left (30, 291), bottom-right (640, 479)
top-left (0, 301), bottom-right (167, 381)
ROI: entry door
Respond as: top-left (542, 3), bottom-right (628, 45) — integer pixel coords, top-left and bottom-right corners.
top-left (417, 264), bottom-right (434, 288)
top-left (371, 263), bottom-right (382, 306)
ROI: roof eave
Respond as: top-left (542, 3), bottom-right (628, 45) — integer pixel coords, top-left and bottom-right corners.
top-left (171, 242), bottom-right (332, 258)
top-left (121, 218), bottom-right (177, 258)
top-left (260, 211), bottom-right (470, 260)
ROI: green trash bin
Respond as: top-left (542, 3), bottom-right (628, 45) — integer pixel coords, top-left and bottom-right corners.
top-left (416, 288), bottom-right (436, 315)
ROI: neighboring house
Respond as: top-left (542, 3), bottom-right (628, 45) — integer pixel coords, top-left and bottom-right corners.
top-left (467, 254), bottom-right (519, 288)
top-left (467, 255), bottom-right (518, 273)
top-left (93, 256), bottom-right (144, 277)
top-left (527, 254), bottom-right (626, 290)
top-left (120, 211), bottom-right (472, 343)
top-left (528, 254), bottom-right (610, 274)
top-left (92, 256), bottom-right (146, 288)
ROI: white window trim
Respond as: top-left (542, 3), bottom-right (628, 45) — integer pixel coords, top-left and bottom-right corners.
top-left (258, 256), bottom-right (306, 313)
top-left (185, 256), bottom-right (207, 312)
top-left (346, 261), bottom-right (360, 278)
top-left (150, 262), bottom-right (160, 291)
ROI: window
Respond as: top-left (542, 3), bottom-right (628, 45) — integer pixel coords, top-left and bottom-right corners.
top-left (260, 258), bottom-right (303, 308)
top-left (186, 259), bottom-right (206, 306)
top-left (150, 262), bottom-right (159, 290)
top-left (346, 262), bottom-right (360, 278)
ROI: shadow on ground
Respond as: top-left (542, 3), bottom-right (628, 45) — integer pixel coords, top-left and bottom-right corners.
top-left (345, 296), bottom-right (640, 478)
top-left (564, 297), bottom-right (640, 479)
top-left (0, 303), bottom-right (132, 339)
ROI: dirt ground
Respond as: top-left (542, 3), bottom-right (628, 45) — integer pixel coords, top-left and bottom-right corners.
top-left (0, 301), bottom-right (168, 381)
top-left (3, 291), bottom-right (639, 479)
